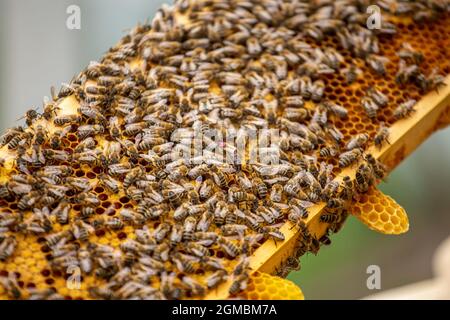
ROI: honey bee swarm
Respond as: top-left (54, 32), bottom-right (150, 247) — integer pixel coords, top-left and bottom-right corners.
top-left (0, 0), bottom-right (449, 300)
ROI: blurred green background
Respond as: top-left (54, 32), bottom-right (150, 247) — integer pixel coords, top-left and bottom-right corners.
top-left (0, 0), bottom-right (449, 299)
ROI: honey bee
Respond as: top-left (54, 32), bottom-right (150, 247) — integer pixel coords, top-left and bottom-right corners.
top-left (424, 68), bottom-right (446, 92)
top-left (214, 201), bottom-right (229, 226)
top-left (339, 148), bottom-right (363, 168)
top-left (31, 124), bottom-right (48, 145)
top-left (206, 270), bottom-right (228, 289)
top-left (252, 176), bottom-right (268, 199)
top-left (89, 286), bottom-right (115, 300)
top-left (229, 272), bottom-right (249, 295)
top-left (46, 230), bottom-right (73, 247)
top-left (221, 224), bottom-right (248, 237)
top-left (0, 274), bottom-right (21, 299)
top-left (77, 124), bottom-right (105, 139)
top-left (0, 126), bottom-right (24, 147)
top-left (395, 60), bottom-right (420, 86)
top-left (374, 122), bottom-right (390, 149)
top-left (42, 165), bottom-right (73, 177)
top-left (28, 288), bottom-right (63, 300)
top-left (52, 201), bottom-right (70, 225)
top-left (368, 87), bottom-right (388, 108)
top-left (321, 180), bottom-right (340, 201)
top-left (270, 184), bottom-right (283, 202)
top-left (199, 178), bottom-right (214, 199)
top-left (320, 212), bottom-right (338, 223)
top-left (366, 54), bottom-right (389, 75)
top-left (120, 140), bottom-right (140, 163)
top-left (6, 132), bottom-right (26, 150)
top-left (341, 64), bottom-right (362, 84)
top-left (327, 198), bottom-right (346, 209)
top-left (310, 79), bottom-right (325, 102)
top-left (184, 241), bottom-right (210, 258)
top-left (101, 217), bottom-right (124, 230)
top-left (182, 216), bottom-right (197, 242)
top-left (324, 101), bottom-right (348, 119)
top-left (17, 191), bottom-right (41, 210)
top-left (355, 163), bottom-right (373, 193)
top-left (393, 99), bottom-right (416, 120)
top-left (326, 125), bottom-right (344, 144)
top-left (78, 248), bottom-right (93, 274)
top-left (397, 42), bottom-right (423, 64)
top-left (218, 236), bottom-right (240, 258)
top-left (340, 176), bottom-right (354, 201)
top-left (72, 220), bottom-right (93, 241)
top-left (120, 208), bottom-right (146, 226)
top-left (211, 166), bottom-right (231, 188)
top-left (160, 271), bottom-right (183, 300)
top-left (123, 167), bottom-right (143, 189)
top-left (42, 100), bottom-right (60, 121)
top-left (181, 275), bottom-right (205, 297)
top-left (19, 108), bottom-right (40, 127)
top-left (54, 114), bottom-right (81, 126)
top-left (361, 96), bottom-right (379, 119)
top-left (319, 145), bottom-right (339, 158)
top-left (346, 133), bottom-right (369, 151)
top-left (79, 103), bottom-right (107, 124)
top-left (0, 235), bottom-right (17, 261)
top-left (282, 107), bottom-right (309, 122)
top-left (281, 95), bottom-right (305, 108)
top-left (103, 141), bottom-right (122, 164)
top-left (262, 226), bottom-right (285, 242)
top-left (365, 154), bottom-right (387, 180)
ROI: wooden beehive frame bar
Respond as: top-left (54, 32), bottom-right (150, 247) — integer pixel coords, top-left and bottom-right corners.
top-left (206, 75), bottom-right (450, 299)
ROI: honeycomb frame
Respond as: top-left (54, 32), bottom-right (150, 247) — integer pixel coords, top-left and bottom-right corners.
top-left (0, 2), bottom-right (449, 301)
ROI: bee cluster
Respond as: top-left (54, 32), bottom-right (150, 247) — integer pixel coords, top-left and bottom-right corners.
top-left (0, 0), bottom-right (449, 300)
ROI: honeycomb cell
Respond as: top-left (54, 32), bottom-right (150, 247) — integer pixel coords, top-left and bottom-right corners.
top-left (351, 187), bottom-right (409, 235)
top-left (238, 272), bottom-right (304, 300)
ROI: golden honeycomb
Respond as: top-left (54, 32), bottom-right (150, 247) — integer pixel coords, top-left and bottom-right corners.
top-left (350, 186), bottom-right (409, 235)
top-left (0, 0), bottom-right (449, 300)
top-left (237, 271), bottom-right (304, 300)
